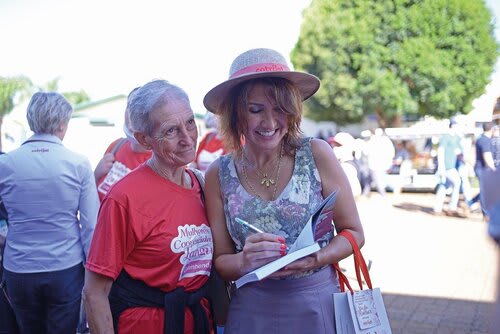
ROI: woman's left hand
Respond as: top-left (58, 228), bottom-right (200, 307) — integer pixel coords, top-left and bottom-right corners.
top-left (269, 253), bottom-right (322, 278)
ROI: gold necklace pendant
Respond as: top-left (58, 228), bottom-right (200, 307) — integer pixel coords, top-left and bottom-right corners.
top-left (242, 141), bottom-right (284, 201)
top-left (244, 155), bottom-right (279, 189)
top-left (260, 174), bottom-right (275, 187)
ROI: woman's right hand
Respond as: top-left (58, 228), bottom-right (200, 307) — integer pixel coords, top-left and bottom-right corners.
top-left (239, 233), bottom-right (287, 274)
top-left (94, 153), bottom-right (115, 181)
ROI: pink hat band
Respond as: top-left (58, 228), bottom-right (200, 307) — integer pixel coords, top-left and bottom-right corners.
top-left (230, 62), bottom-right (291, 79)
top-left (203, 48), bottom-right (320, 113)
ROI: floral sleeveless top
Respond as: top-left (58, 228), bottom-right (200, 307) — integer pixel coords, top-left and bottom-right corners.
top-left (218, 138), bottom-right (334, 278)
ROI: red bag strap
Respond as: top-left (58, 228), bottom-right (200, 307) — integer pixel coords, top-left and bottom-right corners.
top-left (333, 263), bottom-right (354, 293)
top-left (340, 230), bottom-right (372, 289)
top-left (332, 230), bottom-right (372, 293)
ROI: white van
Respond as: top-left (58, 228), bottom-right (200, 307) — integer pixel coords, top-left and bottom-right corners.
top-left (383, 126), bottom-right (475, 192)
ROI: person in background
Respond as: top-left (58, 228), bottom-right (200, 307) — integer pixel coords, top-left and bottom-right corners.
top-left (362, 128), bottom-right (394, 197)
top-left (455, 135), bottom-right (477, 215)
top-left (479, 168), bottom-right (500, 332)
top-left (491, 124), bottom-right (500, 168)
top-left (94, 87), bottom-right (152, 202)
top-left (193, 112), bottom-right (228, 173)
top-left (387, 140), bottom-right (413, 194)
top-left (469, 122), bottom-right (497, 212)
top-left (0, 151), bottom-right (20, 334)
top-left (353, 137), bottom-right (371, 193)
top-left (475, 122), bottom-right (496, 175)
top-left (433, 119), bottom-right (466, 217)
top-left (329, 132), bottom-right (361, 198)
top-left (83, 80), bottom-right (213, 334)
top-left (390, 141), bottom-right (410, 174)
top-left (0, 151), bottom-right (6, 254)
top-left (203, 48), bottom-right (364, 334)
top-left (0, 92), bottom-right (99, 334)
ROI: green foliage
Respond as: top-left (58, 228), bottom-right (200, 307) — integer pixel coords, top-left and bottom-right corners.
top-left (42, 77), bottom-right (61, 92)
top-left (0, 75), bottom-right (90, 151)
top-left (292, 0), bottom-right (499, 126)
top-left (0, 76), bottom-right (32, 117)
top-left (40, 77), bottom-right (91, 106)
top-left (0, 76), bottom-right (32, 151)
top-left (63, 90), bottom-right (91, 106)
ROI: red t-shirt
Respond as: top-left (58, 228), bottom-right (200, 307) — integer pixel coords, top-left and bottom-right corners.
top-left (96, 139), bottom-right (152, 202)
top-left (87, 164), bottom-right (213, 334)
top-left (194, 132), bottom-right (227, 172)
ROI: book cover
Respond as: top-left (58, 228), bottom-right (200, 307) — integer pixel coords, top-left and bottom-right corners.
top-left (234, 191), bottom-right (338, 288)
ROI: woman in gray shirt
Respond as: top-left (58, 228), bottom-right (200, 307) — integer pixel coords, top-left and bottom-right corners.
top-left (0, 92), bottom-right (99, 334)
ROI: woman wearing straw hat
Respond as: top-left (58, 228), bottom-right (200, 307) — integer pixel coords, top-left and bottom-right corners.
top-left (203, 48), bottom-right (365, 333)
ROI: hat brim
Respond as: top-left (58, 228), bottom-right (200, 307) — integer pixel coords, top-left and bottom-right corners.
top-left (328, 137), bottom-right (342, 146)
top-left (203, 71), bottom-right (320, 114)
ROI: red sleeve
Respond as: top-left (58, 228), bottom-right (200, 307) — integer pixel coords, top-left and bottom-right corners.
top-left (86, 197), bottom-right (137, 279)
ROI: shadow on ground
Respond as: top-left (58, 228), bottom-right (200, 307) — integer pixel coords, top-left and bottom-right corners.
top-left (393, 202), bottom-right (435, 214)
top-left (392, 202), bottom-right (484, 222)
top-left (383, 293), bottom-right (493, 334)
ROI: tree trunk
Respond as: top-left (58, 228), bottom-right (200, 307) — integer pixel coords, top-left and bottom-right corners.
top-left (387, 114), bottom-right (402, 128)
top-left (374, 106), bottom-right (402, 128)
top-left (374, 106), bottom-right (387, 128)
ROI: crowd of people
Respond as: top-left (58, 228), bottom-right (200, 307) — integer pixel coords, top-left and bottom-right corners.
top-left (0, 46), bottom-right (498, 334)
top-left (0, 48), bottom-right (365, 334)
top-left (324, 118), bottom-right (499, 220)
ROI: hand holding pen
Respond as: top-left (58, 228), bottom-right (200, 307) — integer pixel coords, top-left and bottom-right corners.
top-left (235, 217), bottom-right (288, 254)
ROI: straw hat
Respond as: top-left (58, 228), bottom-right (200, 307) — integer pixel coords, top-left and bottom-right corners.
top-left (203, 48), bottom-right (320, 114)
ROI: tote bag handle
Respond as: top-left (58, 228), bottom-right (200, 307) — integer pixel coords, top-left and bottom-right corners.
top-left (333, 230), bottom-right (372, 293)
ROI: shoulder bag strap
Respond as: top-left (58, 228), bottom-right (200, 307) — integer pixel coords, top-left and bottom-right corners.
top-left (110, 138), bottom-right (127, 155)
top-left (190, 168), bottom-right (205, 201)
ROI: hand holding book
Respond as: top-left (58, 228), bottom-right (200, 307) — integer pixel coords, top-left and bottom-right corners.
top-left (234, 191), bottom-right (338, 288)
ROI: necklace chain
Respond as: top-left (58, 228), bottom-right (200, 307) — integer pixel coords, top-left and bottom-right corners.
top-left (242, 143), bottom-right (284, 201)
top-left (253, 158), bottom-right (279, 187)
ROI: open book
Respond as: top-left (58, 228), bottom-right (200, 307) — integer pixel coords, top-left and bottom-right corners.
top-left (235, 191), bottom-right (338, 289)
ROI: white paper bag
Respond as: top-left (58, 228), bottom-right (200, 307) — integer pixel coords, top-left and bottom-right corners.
top-left (334, 292), bottom-right (357, 333)
top-left (334, 288), bottom-right (391, 334)
top-left (333, 230), bottom-right (392, 334)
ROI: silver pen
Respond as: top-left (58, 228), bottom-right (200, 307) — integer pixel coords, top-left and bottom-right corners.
top-left (235, 218), bottom-right (265, 233)
top-left (236, 218), bottom-right (289, 252)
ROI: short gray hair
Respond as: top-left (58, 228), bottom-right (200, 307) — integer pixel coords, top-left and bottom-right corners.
top-left (26, 92), bottom-right (73, 134)
top-left (124, 86), bottom-right (141, 130)
top-left (128, 80), bottom-right (190, 135)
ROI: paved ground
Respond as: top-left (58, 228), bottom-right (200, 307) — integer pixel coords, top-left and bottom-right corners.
top-left (77, 192), bottom-right (496, 334)
top-left (348, 192), bottom-right (498, 334)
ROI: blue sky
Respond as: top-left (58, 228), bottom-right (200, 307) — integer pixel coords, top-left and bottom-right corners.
top-left (0, 0), bottom-right (499, 117)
